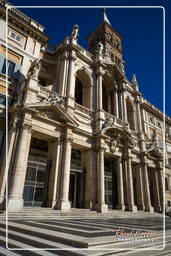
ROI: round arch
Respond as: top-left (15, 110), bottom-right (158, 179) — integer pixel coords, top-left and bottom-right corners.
top-left (75, 69), bottom-right (92, 108)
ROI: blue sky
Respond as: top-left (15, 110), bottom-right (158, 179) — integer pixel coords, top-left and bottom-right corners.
top-left (9, 0), bottom-right (171, 117)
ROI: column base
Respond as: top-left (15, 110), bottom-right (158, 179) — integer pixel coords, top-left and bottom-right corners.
top-left (137, 204), bottom-right (145, 211)
top-left (145, 205), bottom-right (154, 213)
top-left (55, 200), bottom-right (71, 213)
top-left (116, 204), bottom-right (125, 211)
top-left (0, 195), bottom-right (5, 210)
top-left (8, 198), bottom-right (23, 212)
top-left (84, 201), bottom-right (92, 209)
top-left (154, 205), bottom-right (162, 212)
top-left (127, 204), bottom-right (137, 213)
top-left (95, 203), bottom-right (108, 213)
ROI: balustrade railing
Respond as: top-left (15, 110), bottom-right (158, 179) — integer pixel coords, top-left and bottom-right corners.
top-left (104, 111), bottom-right (126, 127)
top-left (0, 72), bottom-right (13, 84)
top-left (37, 84), bottom-right (65, 105)
top-left (74, 102), bottom-right (92, 116)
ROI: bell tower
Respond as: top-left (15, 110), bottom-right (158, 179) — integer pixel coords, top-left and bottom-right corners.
top-left (87, 8), bottom-right (123, 63)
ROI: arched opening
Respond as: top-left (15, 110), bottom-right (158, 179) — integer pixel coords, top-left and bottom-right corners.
top-left (102, 76), bottom-right (114, 114)
top-left (165, 177), bottom-right (169, 191)
top-left (75, 70), bottom-right (91, 108)
top-left (75, 77), bottom-right (83, 105)
top-left (126, 99), bottom-right (135, 130)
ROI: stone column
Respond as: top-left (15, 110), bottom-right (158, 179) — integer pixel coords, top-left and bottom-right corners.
top-left (116, 157), bottom-right (125, 211)
top-left (126, 154), bottom-right (137, 212)
top-left (135, 96), bottom-right (143, 132)
top-left (121, 84), bottom-right (127, 122)
top-left (66, 51), bottom-right (76, 107)
top-left (108, 93), bottom-right (112, 113)
top-left (156, 161), bottom-right (164, 212)
top-left (57, 137), bottom-right (72, 212)
top-left (89, 84), bottom-right (93, 110)
top-left (96, 148), bottom-right (108, 213)
top-left (154, 169), bottom-right (162, 212)
top-left (84, 150), bottom-right (93, 209)
top-left (142, 158), bottom-right (154, 212)
top-left (136, 164), bottom-right (145, 210)
top-left (59, 51), bottom-right (69, 96)
top-left (0, 121), bottom-right (18, 209)
top-left (113, 86), bottom-right (119, 118)
top-left (48, 138), bottom-right (62, 209)
top-left (96, 68), bottom-right (103, 110)
top-left (8, 123), bottom-right (32, 212)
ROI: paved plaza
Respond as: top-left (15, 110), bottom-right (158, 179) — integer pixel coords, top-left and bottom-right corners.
top-left (0, 210), bottom-right (170, 256)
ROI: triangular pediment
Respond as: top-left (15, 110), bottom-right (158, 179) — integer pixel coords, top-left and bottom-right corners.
top-left (25, 102), bottom-right (78, 127)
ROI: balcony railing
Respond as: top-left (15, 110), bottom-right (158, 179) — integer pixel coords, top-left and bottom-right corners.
top-left (0, 72), bottom-right (13, 84)
top-left (74, 102), bottom-right (92, 116)
top-left (104, 111), bottom-right (127, 127)
top-left (37, 84), bottom-right (65, 106)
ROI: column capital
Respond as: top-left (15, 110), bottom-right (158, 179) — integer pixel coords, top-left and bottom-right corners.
top-left (96, 66), bottom-right (104, 76)
top-left (64, 137), bottom-right (73, 145)
top-left (22, 123), bottom-right (32, 133)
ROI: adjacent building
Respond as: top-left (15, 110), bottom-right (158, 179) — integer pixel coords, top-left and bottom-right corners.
top-left (0, 1), bottom-right (171, 213)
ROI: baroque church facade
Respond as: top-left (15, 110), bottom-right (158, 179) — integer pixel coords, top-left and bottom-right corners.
top-left (0, 1), bottom-right (171, 213)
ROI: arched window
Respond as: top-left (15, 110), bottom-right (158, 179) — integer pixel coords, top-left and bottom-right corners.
top-left (75, 77), bottom-right (83, 105)
top-left (102, 82), bottom-right (108, 112)
top-left (74, 70), bottom-right (91, 108)
top-left (165, 177), bottom-right (169, 191)
top-left (126, 99), bottom-right (135, 130)
top-left (102, 76), bottom-right (114, 114)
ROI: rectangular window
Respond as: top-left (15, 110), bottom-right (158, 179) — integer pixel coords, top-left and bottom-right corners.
top-left (9, 30), bottom-right (22, 44)
top-left (0, 94), bottom-right (6, 106)
top-left (2, 59), bottom-right (15, 77)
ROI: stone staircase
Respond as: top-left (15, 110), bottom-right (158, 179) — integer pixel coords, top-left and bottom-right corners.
top-left (0, 210), bottom-right (170, 256)
top-left (0, 208), bottom-right (163, 219)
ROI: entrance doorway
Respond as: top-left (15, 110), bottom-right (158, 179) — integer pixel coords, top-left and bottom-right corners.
top-left (104, 159), bottom-right (118, 209)
top-left (23, 138), bottom-right (49, 207)
top-left (23, 154), bottom-right (48, 206)
top-left (69, 149), bottom-right (85, 208)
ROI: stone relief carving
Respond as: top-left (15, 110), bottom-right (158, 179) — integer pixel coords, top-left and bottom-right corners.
top-left (38, 109), bottom-right (61, 122)
top-left (144, 131), bottom-right (162, 158)
top-left (28, 59), bottom-right (42, 79)
top-left (71, 24), bottom-right (79, 39)
top-left (101, 116), bottom-right (136, 149)
top-left (102, 116), bottom-right (116, 131)
top-left (109, 132), bottom-right (122, 153)
top-left (40, 93), bottom-right (65, 108)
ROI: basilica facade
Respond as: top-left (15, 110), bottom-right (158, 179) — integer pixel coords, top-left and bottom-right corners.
top-left (0, 2), bottom-right (171, 213)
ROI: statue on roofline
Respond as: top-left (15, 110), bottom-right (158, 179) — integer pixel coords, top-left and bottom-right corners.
top-left (71, 24), bottom-right (79, 39)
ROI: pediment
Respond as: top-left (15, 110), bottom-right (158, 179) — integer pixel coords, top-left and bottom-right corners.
top-left (25, 102), bottom-right (78, 127)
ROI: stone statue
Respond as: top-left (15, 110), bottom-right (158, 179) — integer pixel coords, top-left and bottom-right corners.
top-left (104, 46), bottom-right (110, 57)
top-left (110, 132), bottom-right (122, 153)
top-left (71, 24), bottom-right (79, 39)
top-left (96, 41), bottom-right (104, 55)
top-left (28, 59), bottom-right (42, 79)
